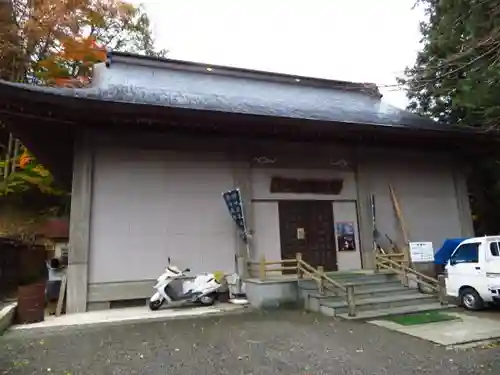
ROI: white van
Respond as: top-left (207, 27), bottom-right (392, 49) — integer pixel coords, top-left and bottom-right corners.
top-left (445, 236), bottom-right (500, 310)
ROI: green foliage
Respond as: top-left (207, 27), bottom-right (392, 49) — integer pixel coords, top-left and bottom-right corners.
top-left (401, 0), bottom-right (500, 127)
top-left (0, 167), bottom-right (60, 196)
top-left (0, 150), bottom-right (63, 196)
top-left (401, 0), bottom-right (500, 234)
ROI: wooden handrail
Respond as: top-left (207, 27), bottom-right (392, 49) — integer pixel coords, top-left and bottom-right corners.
top-left (376, 255), bottom-right (438, 285)
top-left (297, 256), bottom-right (356, 316)
top-left (375, 254), bottom-right (442, 295)
top-left (248, 266), bottom-right (297, 274)
top-left (377, 253), bottom-right (405, 258)
top-left (246, 255), bottom-right (300, 279)
top-left (376, 261), bottom-right (439, 292)
top-left (247, 259), bottom-right (297, 266)
top-left (246, 253), bottom-right (357, 316)
top-left (297, 259), bottom-right (347, 294)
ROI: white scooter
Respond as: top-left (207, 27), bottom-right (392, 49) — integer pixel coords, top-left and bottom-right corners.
top-left (149, 258), bottom-right (222, 311)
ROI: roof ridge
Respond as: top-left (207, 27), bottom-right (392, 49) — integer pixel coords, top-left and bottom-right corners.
top-left (108, 50), bottom-right (382, 98)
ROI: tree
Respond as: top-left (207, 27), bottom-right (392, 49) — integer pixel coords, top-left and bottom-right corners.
top-left (0, 0), bottom-right (165, 195)
top-left (1, 0), bottom-right (166, 85)
top-left (400, 0), bottom-right (500, 235)
top-left (400, 0), bottom-right (500, 128)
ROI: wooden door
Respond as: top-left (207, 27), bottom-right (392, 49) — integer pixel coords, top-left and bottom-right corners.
top-left (278, 201), bottom-right (337, 271)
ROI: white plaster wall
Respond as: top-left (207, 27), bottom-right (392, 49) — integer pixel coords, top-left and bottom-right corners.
top-left (253, 202), bottom-right (281, 261)
top-left (89, 147), bottom-right (237, 283)
top-left (359, 152), bottom-right (463, 254)
top-left (333, 201), bottom-right (362, 270)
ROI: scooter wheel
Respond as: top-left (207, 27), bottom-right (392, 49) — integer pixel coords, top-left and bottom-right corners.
top-left (149, 299), bottom-right (164, 311)
top-left (199, 294), bottom-right (215, 306)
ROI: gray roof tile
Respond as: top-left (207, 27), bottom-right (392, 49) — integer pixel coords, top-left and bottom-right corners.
top-left (0, 52), bottom-right (444, 130)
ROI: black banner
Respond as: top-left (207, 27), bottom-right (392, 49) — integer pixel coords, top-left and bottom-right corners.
top-left (222, 188), bottom-right (247, 240)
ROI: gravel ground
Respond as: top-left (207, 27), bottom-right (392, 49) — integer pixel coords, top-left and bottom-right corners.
top-left (1, 309), bottom-right (500, 375)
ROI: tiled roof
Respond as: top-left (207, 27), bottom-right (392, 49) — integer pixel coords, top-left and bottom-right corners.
top-left (0, 51), bottom-right (445, 130)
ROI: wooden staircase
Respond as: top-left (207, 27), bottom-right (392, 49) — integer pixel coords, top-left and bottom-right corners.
top-left (299, 271), bottom-right (452, 320)
top-left (247, 252), bottom-right (454, 320)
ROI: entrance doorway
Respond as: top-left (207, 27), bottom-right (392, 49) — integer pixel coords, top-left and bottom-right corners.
top-left (278, 200), bottom-right (337, 271)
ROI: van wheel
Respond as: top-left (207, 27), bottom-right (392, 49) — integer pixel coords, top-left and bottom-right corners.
top-left (459, 288), bottom-right (484, 310)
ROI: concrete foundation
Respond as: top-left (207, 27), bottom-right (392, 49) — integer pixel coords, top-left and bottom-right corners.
top-left (245, 278), bottom-right (299, 309)
top-left (0, 302), bottom-right (16, 335)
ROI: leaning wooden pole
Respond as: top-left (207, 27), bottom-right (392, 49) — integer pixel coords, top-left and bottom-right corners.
top-left (389, 184), bottom-right (411, 266)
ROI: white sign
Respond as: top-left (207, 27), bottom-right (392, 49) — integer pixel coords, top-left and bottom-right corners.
top-left (409, 242), bottom-right (434, 263)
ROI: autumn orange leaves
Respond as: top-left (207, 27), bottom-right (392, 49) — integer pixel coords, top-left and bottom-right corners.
top-left (1, 0), bottom-right (158, 86)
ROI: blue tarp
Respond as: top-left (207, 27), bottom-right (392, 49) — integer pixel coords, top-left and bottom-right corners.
top-left (434, 238), bottom-right (469, 265)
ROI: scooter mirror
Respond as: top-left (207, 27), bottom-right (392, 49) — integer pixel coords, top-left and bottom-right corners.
top-left (167, 257), bottom-right (171, 265)
top-left (183, 268), bottom-right (191, 273)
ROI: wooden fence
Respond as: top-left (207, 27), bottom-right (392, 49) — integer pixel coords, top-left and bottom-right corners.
top-left (0, 238), bottom-right (46, 302)
top-left (0, 238), bottom-right (21, 301)
top-left (247, 253), bottom-right (357, 316)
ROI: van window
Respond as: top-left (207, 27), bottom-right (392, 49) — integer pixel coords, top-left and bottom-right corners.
top-left (450, 243), bottom-right (480, 264)
top-left (490, 242), bottom-right (500, 257)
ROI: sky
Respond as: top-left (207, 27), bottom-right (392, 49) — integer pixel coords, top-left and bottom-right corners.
top-left (129, 0), bottom-right (426, 109)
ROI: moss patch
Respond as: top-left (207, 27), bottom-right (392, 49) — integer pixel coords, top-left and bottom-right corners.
top-left (384, 311), bottom-right (460, 326)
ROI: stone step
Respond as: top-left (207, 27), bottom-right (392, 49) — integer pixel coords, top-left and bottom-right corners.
top-left (308, 285), bottom-right (415, 302)
top-left (335, 302), bottom-right (455, 321)
top-left (298, 271), bottom-right (395, 284)
top-left (298, 278), bottom-right (402, 292)
top-left (305, 286), bottom-right (417, 312)
top-left (319, 293), bottom-right (438, 316)
top-left (327, 273), bottom-right (398, 284)
top-left (325, 270), bottom-right (394, 278)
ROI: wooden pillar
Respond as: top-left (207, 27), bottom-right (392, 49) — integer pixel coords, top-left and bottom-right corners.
top-left (317, 266), bottom-right (325, 294)
top-left (259, 255), bottom-right (266, 280)
top-left (452, 162), bottom-right (474, 237)
top-left (296, 253), bottom-right (303, 279)
top-left (66, 130), bottom-right (93, 314)
top-left (354, 148), bottom-right (375, 269)
top-left (347, 285), bottom-right (356, 317)
top-left (437, 274), bottom-right (448, 305)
